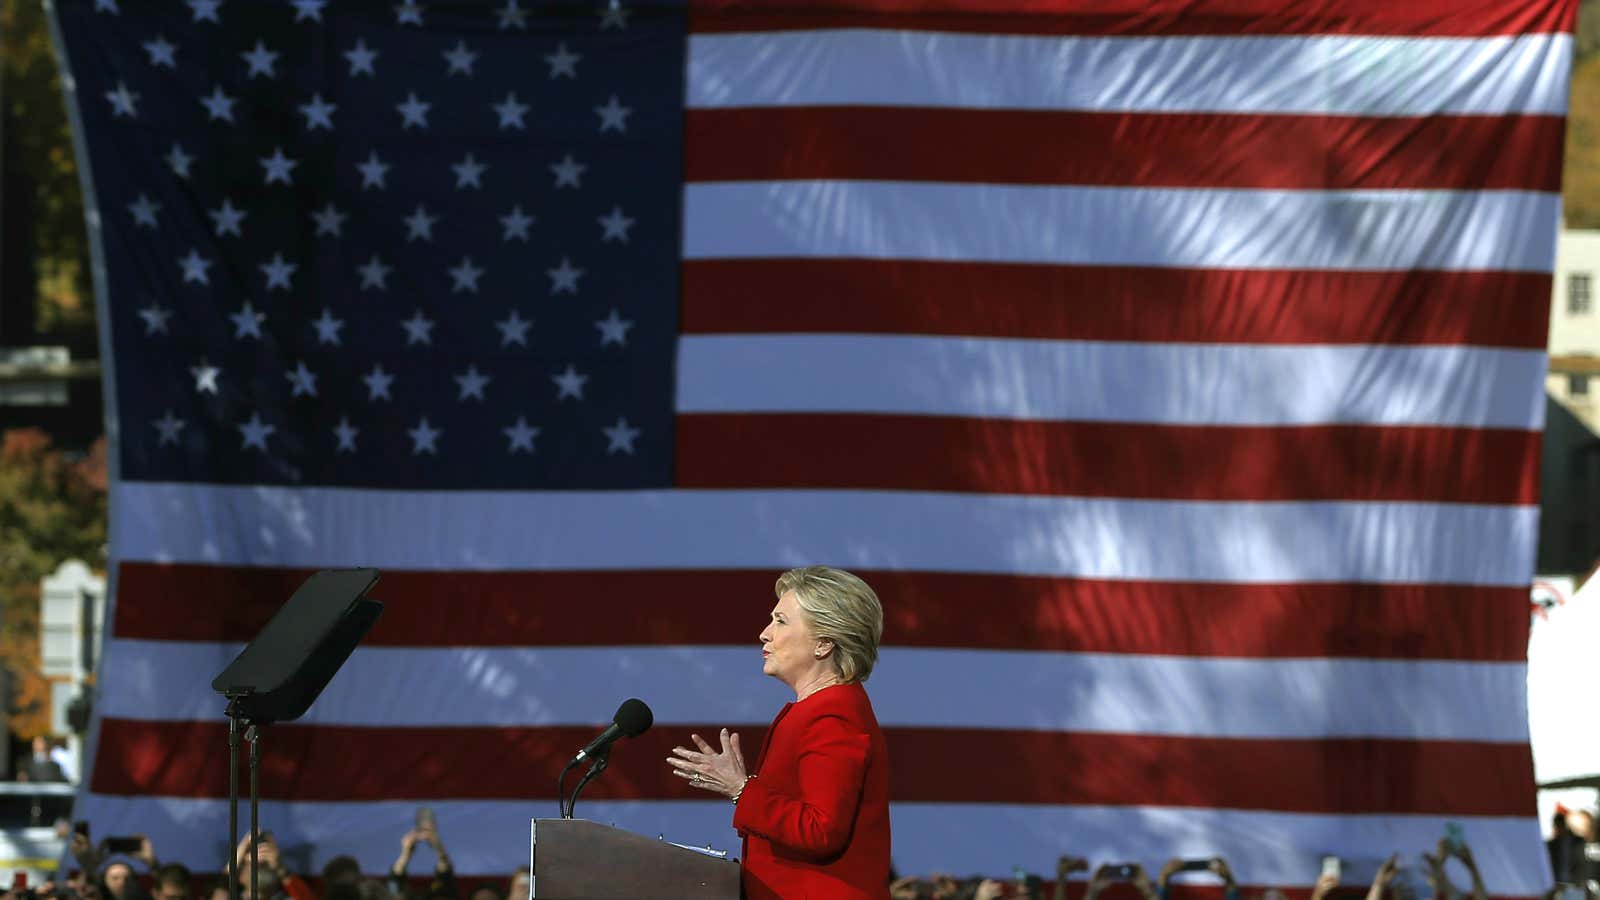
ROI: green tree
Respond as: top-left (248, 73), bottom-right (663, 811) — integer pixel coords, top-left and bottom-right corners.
top-left (0, 428), bottom-right (106, 738)
top-left (1, 0), bottom-right (93, 344)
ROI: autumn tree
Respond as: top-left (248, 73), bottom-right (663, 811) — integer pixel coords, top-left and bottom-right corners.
top-left (0, 428), bottom-right (106, 738)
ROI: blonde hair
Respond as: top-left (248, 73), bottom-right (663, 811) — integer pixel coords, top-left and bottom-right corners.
top-left (775, 566), bottom-right (883, 683)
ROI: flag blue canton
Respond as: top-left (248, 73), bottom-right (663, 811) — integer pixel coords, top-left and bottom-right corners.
top-left (57, 0), bottom-right (685, 489)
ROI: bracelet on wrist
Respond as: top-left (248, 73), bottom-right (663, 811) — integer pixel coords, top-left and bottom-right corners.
top-left (731, 774), bottom-right (756, 804)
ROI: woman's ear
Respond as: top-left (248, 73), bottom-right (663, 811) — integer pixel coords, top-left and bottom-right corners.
top-left (814, 639), bottom-right (835, 659)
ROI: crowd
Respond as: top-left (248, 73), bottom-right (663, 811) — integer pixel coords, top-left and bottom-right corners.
top-left (890, 839), bottom-right (1496, 900)
top-left (0, 822), bottom-right (528, 900)
top-left (0, 814), bottom-right (1581, 900)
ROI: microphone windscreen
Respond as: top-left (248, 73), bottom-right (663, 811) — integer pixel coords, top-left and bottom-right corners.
top-left (613, 697), bottom-right (654, 737)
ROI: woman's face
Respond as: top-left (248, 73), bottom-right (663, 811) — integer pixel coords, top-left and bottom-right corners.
top-left (759, 590), bottom-right (821, 686)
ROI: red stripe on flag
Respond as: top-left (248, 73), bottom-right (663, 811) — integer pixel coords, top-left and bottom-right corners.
top-left (687, 0), bottom-right (1578, 36)
top-left (679, 261), bottom-right (1552, 349)
top-left (686, 109), bottom-right (1565, 192)
top-left (676, 415), bottom-right (1540, 504)
top-left (90, 718), bottom-right (1534, 816)
top-left (113, 564), bottom-right (1529, 661)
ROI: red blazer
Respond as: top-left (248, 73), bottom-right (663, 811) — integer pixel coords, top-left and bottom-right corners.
top-left (733, 681), bottom-right (891, 900)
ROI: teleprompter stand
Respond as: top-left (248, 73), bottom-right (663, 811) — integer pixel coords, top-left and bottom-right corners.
top-left (211, 569), bottom-right (385, 900)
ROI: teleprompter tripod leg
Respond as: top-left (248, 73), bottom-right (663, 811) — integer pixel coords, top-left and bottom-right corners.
top-left (247, 724), bottom-right (260, 900)
top-left (227, 701), bottom-right (242, 900)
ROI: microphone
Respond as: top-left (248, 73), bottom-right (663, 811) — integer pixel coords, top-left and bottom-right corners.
top-left (560, 698), bottom-right (653, 818)
top-left (573, 698), bottom-right (653, 763)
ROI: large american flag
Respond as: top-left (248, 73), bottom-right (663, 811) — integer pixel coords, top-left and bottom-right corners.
top-left (52, 0), bottom-right (1571, 889)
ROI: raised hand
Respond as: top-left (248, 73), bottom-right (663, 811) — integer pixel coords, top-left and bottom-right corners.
top-left (667, 728), bottom-right (749, 798)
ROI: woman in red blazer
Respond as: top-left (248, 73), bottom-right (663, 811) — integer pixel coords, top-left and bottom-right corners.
top-left (668, 566), bottom-right (891, 899)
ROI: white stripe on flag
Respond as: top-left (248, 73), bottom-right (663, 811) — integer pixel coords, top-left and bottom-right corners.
top-left (682, 182), bottom-right (1560, 272)
top-left (686, 31), bottom-right (1572, 116)
top-left (98, 642), bottom-right (1529, 742)
top-left (109, 484), bottom-right (1538, 586)
top-left (65, 793), bottom-right (1548, 893)
top-left (677, 336), bottom-right (1548, 429)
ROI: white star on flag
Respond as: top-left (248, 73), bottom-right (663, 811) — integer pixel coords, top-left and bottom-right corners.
top-left (261, 253), bottom-right (296, 291)
top-left (229, 303), bottom-right (265, 339)
top-left (334, 416), bottom-right (359, 453)
top-left (405, 205), bottom-right (438, 242)
top-left (402, 309), bottom-right (436, 345)
top-left (599, 2), bottom-right (629, 30)
top-left (363, 365), bottom-right (394, 401)
top-left (495, 310), bottom-right (532, 346)
top-left (143, 36), bottom-right (176, 68)
top-left (449, 257), bottom-right (484, 293)
top-left (397, 92), bottom-right (431, 129)
top-left (545, 42), bottom-right (580, 78)
top-left (452, 154), bottom-right (487, 189)
top-left (552, 364), bottom-right (588, 400)
top-left (106, 82), bottom-right (139, 117)
top-left (494, 93), bottom-right (529, 130)
top-left (291, 0), bottom-right (326, 22)
top-left (188, 0), bottom-right (221, 24)
top-left (190, 363), bottom-right (221, 394)
top-left (167, 144), bottom-right (194, 178)
top-left (598, 206), bottom-right (635, 242)
top-left (408, 418), bottom-right (441, 455)
top-left (178, 250), bottom-right (211, 285)
top-left (359, 255), bottom-right (392, 290)
top-left (498, 0), bottom-right (529, 29)
top-left (312, 309), bottom-right (345, 346)
top-left (200, 85), bottom-right (236, 121)
top-left (500, 206), bottom-right (534, 241)
top-left (595, 95), bottom-right (631, 132)
top-left (313, 203), bottom-right (346, 237)
top-left (209, 198), bottom-right (246, 236)
top-left (503, 416), bottom-right (538, 453)
top-left (596, 309), bottom-right (633, 346)
top-left (260, 148), bottom-right (297, 184)
top-left (300, 94), bottom-right (336, 130)
top-left (238, 413), bottom-right (276, 451)
top-left (241, 41), bottom-right (278, 78)
top-left (152, 410), bottom-right (185, 445)
top-left (455, 366), bottom-right (491, 401)
top-left (129, 195), bottom-right (161, 228)
top-left (547, 258), bottom-right (583, 294)
top-left (345, 40), bottom-right (378, 76)
top-left (286, 361), bottom-right (318, 398)
top-left (603, 417), bottom-right (640, 454)
top-left (444, 41), bottom-right (477, 75)
top-left (357, 151), bottom-right (390, 189)
top-left (137, 303), bottom-right (172, 335)
top-left (395, 1), bottom-right (425, 25)
top-left (550, 154), bottom-right (585, 189)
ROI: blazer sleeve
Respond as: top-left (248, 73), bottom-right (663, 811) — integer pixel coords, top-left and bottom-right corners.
top-left (732, 711), bottom-right (871, 860)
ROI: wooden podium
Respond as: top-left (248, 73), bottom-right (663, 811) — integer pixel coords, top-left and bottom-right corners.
top-left (530, 819), bottom-right (740, 899)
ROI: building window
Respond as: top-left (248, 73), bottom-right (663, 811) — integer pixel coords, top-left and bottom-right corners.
top-left (1574, 374), bottom-right (1592, 397)
top-left (1572, 272), bottom-right (1594, 314)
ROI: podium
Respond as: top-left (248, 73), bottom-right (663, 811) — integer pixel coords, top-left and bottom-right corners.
top-left (530, 819), bottom-right (739, 899)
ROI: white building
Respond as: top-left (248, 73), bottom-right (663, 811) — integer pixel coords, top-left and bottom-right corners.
top-left (1549, 230), bottom-right (1600, 432)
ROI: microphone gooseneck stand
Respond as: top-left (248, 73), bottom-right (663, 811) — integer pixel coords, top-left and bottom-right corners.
top-left (557, 756), bottom-right (581, 819)
top-left (565, 748), bottom-right (612, 820)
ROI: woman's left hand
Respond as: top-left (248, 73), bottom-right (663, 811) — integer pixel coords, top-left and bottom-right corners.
top-left (667, 728), bottom-right (748, 798)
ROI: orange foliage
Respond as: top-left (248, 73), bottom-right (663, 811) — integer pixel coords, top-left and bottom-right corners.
top-left (0, 428), bottom-right (108, 740)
